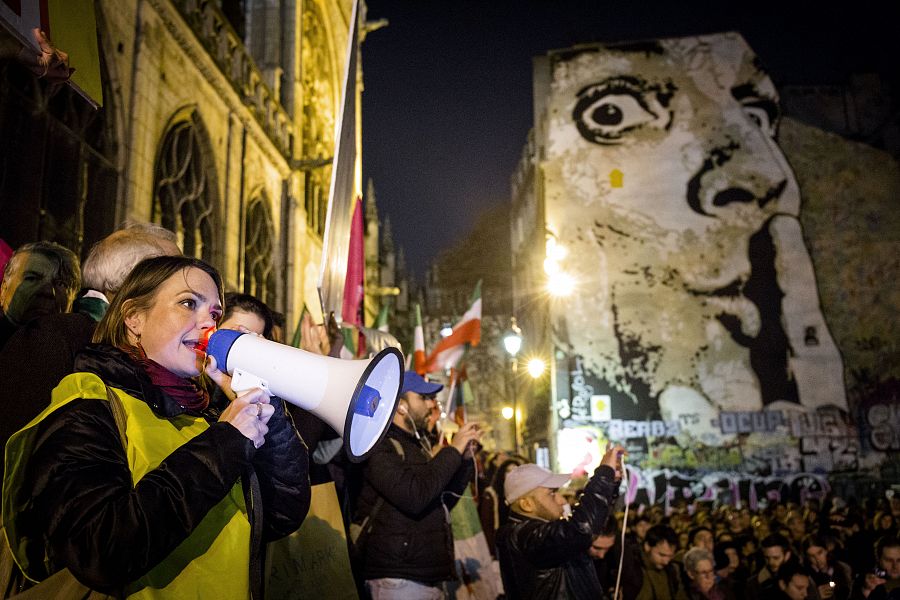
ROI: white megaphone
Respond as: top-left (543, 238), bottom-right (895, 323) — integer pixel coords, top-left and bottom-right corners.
top-left (206, 329), bottom-right (404, 462)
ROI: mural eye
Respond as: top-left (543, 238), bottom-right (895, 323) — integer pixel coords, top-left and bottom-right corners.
top-left (742, 104), bottom-right (775, 137)
top-left (574, 85), bottom-right (659, 145)
top-left (732, 84), bottom-right (779, 138)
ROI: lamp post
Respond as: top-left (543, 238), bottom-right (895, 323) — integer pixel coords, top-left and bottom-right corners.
top-left (503, 317), bottom-right (523, 455)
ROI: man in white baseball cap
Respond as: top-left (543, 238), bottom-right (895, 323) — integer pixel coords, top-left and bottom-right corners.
top-left (503, 464), bottom-right (572, 519)
top-left (496, 445), bottom-right (626, 599)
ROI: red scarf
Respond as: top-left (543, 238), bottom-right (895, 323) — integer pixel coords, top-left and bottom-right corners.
top-left (124, 345), bottom-right (210, 412)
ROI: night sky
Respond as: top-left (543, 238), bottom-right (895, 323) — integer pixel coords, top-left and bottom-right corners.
top-left (360, 0), bottom-right (897, 280)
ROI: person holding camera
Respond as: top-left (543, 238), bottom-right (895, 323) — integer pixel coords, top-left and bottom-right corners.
top-left (351, 371), bottom-right (482, 599)
top-left (850, 536), bottom-right (900, 600)
top-left (495, 444), bottom-right (625, 600)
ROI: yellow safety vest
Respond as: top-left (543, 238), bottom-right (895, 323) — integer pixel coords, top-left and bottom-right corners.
top-left (2, 372), bottom-right (251, 599)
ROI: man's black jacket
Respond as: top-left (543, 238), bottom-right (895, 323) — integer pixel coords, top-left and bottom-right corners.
top-left (496, 464), bottom-right (619, 599)
top-left (354, 424), bottom-right (474, 584)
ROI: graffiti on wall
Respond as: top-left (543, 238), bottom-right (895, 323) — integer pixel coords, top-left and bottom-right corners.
top-left (622, 467), bottom-right (831, 512)
top-left (556, 425), bottom-right (833, 511)
top-left (543, 32), bottom-right (847, 427)
top-left (536, 32), bottom-right (898, 481)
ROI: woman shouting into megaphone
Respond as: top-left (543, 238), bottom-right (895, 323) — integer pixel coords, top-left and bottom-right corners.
top-left (2, 255), bottom-right (310, 599)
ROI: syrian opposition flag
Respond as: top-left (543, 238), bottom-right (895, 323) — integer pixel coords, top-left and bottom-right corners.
top-left (425, 280), bottom-right (482, 373)
top-left (413, 303), bottom-right (427, 375)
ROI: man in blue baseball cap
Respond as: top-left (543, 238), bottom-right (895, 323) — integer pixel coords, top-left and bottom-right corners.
top-left (396, 371), bottom-right (444, 435)
top-left (352, 370), bottom-right (483, 598)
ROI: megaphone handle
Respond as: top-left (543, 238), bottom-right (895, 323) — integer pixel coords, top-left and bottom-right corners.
top-left (231, 369), bottom-right (274, 397)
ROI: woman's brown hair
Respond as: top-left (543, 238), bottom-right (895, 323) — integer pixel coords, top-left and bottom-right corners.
top-left (93, 255), bottom-right (223, 351)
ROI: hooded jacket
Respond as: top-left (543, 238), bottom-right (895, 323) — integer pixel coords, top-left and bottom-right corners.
top-left (495, 464), bottom-right (619, 600)
top-left (2, 344), bottom-right (310, 597)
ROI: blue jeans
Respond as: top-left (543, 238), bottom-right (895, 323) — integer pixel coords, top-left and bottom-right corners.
top-left (365, 578), bottom-right (445, 600)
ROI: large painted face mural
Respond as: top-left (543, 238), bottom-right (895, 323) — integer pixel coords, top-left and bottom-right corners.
top-left (543, 33), bottom-right (847, 439)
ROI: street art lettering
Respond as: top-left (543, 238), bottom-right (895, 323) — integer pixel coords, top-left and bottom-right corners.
top-left (623, 466), bottom-right (831, 512)
top-left (568, 356), bottom-right (594, 422)
top-left (718, 410), bottom-right (784, 434)
top-left (608, 419), bottom-right (680, 438)
top-left (545, 33), bottom-right (847, 427)
top-left (866, 402), bottom-right (900, 451)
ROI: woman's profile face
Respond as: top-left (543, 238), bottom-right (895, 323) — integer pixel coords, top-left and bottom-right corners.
top-left (126, 267), bottom-right (222, 378)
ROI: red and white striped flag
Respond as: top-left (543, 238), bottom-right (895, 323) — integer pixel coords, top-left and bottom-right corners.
top-left (413, 303), bottom-right (427, 375)
top-left (425, 280), bottom-right (481, 373)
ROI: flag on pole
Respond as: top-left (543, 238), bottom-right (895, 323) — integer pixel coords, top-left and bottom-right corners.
top-left (425, 280), bottom-right (482, 373)
top-left (341, 326), bottom-right (358, 359)
top-left (413, 303), bottom-right (427, 375)
top-left (448, 487), bottom-right (504, 599)
top-left (374, 299), bottom-right (390, 332)
top-left (317, 0), bottom-right (360, 319)
top-left (340, 196), bottom-right (365, 358)
top-left (444, 366), bottom-right (474, 427)
top-left (341, 196), bottom-right (364, 326)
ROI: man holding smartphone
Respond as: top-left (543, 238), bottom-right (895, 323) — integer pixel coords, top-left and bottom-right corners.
top-left (850, 536), bottom-right (900, 599)
top-left (495, 444), bottom-right (625, 599)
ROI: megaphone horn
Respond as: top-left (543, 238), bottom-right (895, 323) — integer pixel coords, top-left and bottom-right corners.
top-left (206, 329), bottom-right (404, 462)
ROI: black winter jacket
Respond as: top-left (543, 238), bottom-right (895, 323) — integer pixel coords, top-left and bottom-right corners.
top-left (354, 424), bottom-right (474, 584)
top-left (495, 464), bottom-right (619, 600)
top-left (11, 344), bottom-right (310, 593)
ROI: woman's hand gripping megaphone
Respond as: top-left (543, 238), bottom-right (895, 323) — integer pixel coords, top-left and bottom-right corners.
top-left (205, 341), bottom-right (273, 450)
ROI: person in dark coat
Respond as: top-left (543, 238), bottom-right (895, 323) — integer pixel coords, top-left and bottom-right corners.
top-left (495, 445), bottom-right (625, 600)
top-left (352, 371), bottom-right (482, 599)
top-left (0, 224), bottom-right (179, 475)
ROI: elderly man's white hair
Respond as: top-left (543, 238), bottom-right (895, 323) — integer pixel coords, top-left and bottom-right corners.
top-left (81, 221), bottom-right (180, 297)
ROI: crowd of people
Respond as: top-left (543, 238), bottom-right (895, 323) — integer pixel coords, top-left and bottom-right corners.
top-left (472, 448), bottom-right (900, 600)
top-left (1, 230), bottom-right (898, 600)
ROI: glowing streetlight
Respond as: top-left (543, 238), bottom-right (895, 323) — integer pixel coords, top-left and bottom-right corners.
top-left (547, 271), bottom-right (575, 297)
top-left (501, 406), bottom-right (514, 420)
top-left (527, 358), bottom-right (546, 379)
top-left (503, 319), bottom-right (522, 356)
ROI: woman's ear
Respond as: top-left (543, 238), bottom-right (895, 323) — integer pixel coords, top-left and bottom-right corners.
top-left (123, 301), bottom-right (144, 341)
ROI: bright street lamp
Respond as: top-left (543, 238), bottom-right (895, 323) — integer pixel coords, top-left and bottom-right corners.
top-left (501, 406), bottom-right (514, 420)
top-left (527, 358), bottom-right (546, 379)
top-left (503, 318), bottom-right (522, 356)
